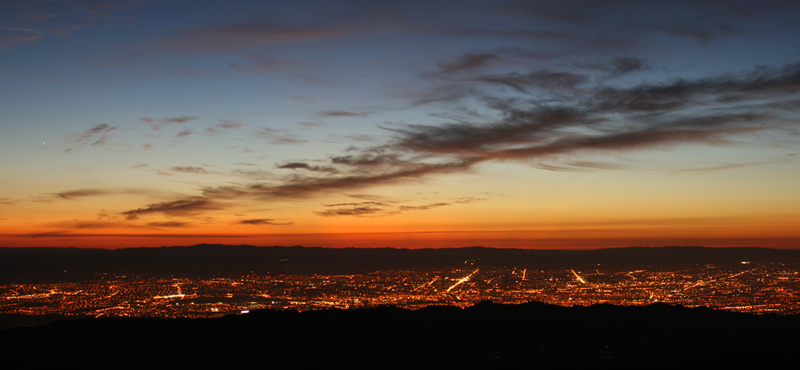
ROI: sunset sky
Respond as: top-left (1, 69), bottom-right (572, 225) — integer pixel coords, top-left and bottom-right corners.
top-left (2, 0), bottom-right (799, 249)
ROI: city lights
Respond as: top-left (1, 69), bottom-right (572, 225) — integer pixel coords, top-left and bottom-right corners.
top-left (3, 262), bottom-right (798, 320)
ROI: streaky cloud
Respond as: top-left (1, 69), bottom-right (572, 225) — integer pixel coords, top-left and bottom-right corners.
top-left (575, 56), bottom-right (652, 78)
top-left (323, 201), bottom-right (389, 207)
top-left (183, 64), bottom-right (798, 208)
top-left (435, 52), bottom-right (503, 75)
top-left (0, 26), bottom-right (42, 47)
top-left (277, 162), bottom-right (338, 173)
top-left (314, 205), bottom-right (393, 217)
top-left (444, 28), bottom-right (573, 41)
top-left (117, 57), bottom-right (800, 217)
top-left (31, 187), bottom-right (169, 203)
top-left (139, 116), bottom-right (200, 130)
top-left (64, 123), bottom-right (118, 150)
top-left (253, 127), bottom-right (307, 144)
top-left (122, 197), bottom-right (223, 219)
top-left (53, 188), bottom-right (108, 200)
top-left (152, 23), bottom-right (345, 52)
top-left (39, 219), bottom-right (191, 231)
top-left (0, 1), bottom-right (144, 48)
top-left (206, 120), bottom-right (243, 134)
top-left (652, 23), bottom-right (740, 45)
top-left (231, 168), bottom-right (273, 180)
top-left (30, 188), bottom-right (110, 203)
top-left (398, 202), bottom-right (450, 211)
top-left (25, 232), bottom-right (250, 238)
top-left (430, 47), bottom-right (557, 77)
top-left (170, 166), bottom-right (210, 174)
top-left (202, 158), bottom-right (477, 200)
top-left (315, 199), bottom-right (476, 218)
top-left (237, 218), bottom-right (293, 226)
top-left (319, 111), bottom-right (370, 117)
top-left (592, 63), bottom-right (800, 112)
top-left (476, 70), bottom-right (589, 93)
top-left (146, 221), bottom-right (191, 228)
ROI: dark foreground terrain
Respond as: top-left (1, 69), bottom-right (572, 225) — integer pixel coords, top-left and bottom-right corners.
top-left (2, 301), bottom-right (799, 369)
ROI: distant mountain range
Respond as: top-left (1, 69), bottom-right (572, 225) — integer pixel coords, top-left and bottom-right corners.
top-left (2, 244), bottom-right (799, 283)
top-left (2, 301), bottom-right (799, 369)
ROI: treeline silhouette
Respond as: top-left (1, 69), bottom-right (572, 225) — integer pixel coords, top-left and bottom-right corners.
top-left (3, 244), bottom-right (798, 283)
top-left (2, 301), bottom-right (799, 369)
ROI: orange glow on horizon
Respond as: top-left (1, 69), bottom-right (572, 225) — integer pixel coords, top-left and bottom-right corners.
top-left (2, 229), bottom-right (799, 250)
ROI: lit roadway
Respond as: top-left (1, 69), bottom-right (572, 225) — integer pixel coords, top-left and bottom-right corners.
top-left (684, 268), bottom-right (754, 291)
top-left (446, 269), bottom-right (480, 293)
top-left (571, 270), bottom-right (588, 285)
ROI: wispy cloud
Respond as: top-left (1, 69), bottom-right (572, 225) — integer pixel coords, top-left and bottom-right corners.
top-left (231, 168), bottom-right (273, 180)
top-left (253, 127), bottom-right (307, 144)
top-left (205, 120), bottom-right (243, 134)
top-left (435, 52), bottom-right (504, 75)
top-left (43, 220), bottom-right (123, 229)
top-left (398, 202), bottom-right (450, 211)
top-left (146, 221), bottom-right (191, 228)
top-left (277, 162), bottom-right (338, 173)
top-left (139, 116), bottom-right (200, 130)
top-left (52, 188), bottom-right (108, 200)
top-left (70, 0), bottom-right (146, 18)
top-left (25, 232), bottom-right (250, 238)
top-left (430, 47), bottom-right (555, 77)
top-left (444, 28), bottom-right (573, 41)
top-left (574, 56), bottom-right (652, 79)
top-left (175, 129), bottom-right (193, 138)
top-left (64, 123), bottom-right (118, 151)
top-left (237, 218), bottom-right (293, 226)
top-left (506, 0), bottom-right (777, 49)
top-left (314, 205), bottom-right (394, 217)
top-left (315, 198), bottom-right (479, 217)
top-left (670, 156), bottom-right (794, 174)
top-left (1, 0), bottom-right (145, 48)
top-left (206, 158), bottom-right (478, 200)
top-left (319, 111), bottom-right (370, 117)
top-left (451, 197), bottom-right (487, 204)
top-left (228, 52), bottom-right (287, 73)
top-left (122, 197), bottom-right (223, 220)
top-left (476, 70), bottom-right (588, 93)
top-left (322, 201), bottom-right (391, 207)
top-left (40, 218), bottom-right (190, 231)
top-left (113, 58), bottom-right (799, 221)
top-left (0, 26), bottom-right (43, 47)
top-left (650, 23), bottom-right (741, 45)
top-left (31, 188), bottom-right (181, 205)
top-left (31, 188), bottom-right (110, 203)
top-left (152, 23), bottom-right (345, 52)
top-left (398, 62), bottom-right (800, 164)
top-left (240, 63), bottom-right (797, 199)
top-left (170, 166), bottom-right (210, 174)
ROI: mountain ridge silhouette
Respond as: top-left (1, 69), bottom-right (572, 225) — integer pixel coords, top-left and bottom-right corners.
top-left (3, 244), bottom-right (798, 283)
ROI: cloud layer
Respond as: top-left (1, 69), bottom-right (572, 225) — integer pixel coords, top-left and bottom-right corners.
top-left (9, 0), bottom-right (800, 241)
top-left (101, 60), bottom-right (800, 222)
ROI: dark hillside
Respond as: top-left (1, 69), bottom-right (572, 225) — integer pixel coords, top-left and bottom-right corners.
top-left (2, 301), bottom-right (799, 369)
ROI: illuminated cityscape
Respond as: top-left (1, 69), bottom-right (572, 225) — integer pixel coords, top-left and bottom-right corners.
top-left (3, 261), bottom-right (799, 320)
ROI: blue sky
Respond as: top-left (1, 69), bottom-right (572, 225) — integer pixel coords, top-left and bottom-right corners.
top-left (2, 0), bottom-right (800, 248)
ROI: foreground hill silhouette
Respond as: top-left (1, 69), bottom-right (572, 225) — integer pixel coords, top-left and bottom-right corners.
top-left (3, 244), bottom-right (799, 282)
top-left (2, 301), bottom-right (799, 369)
